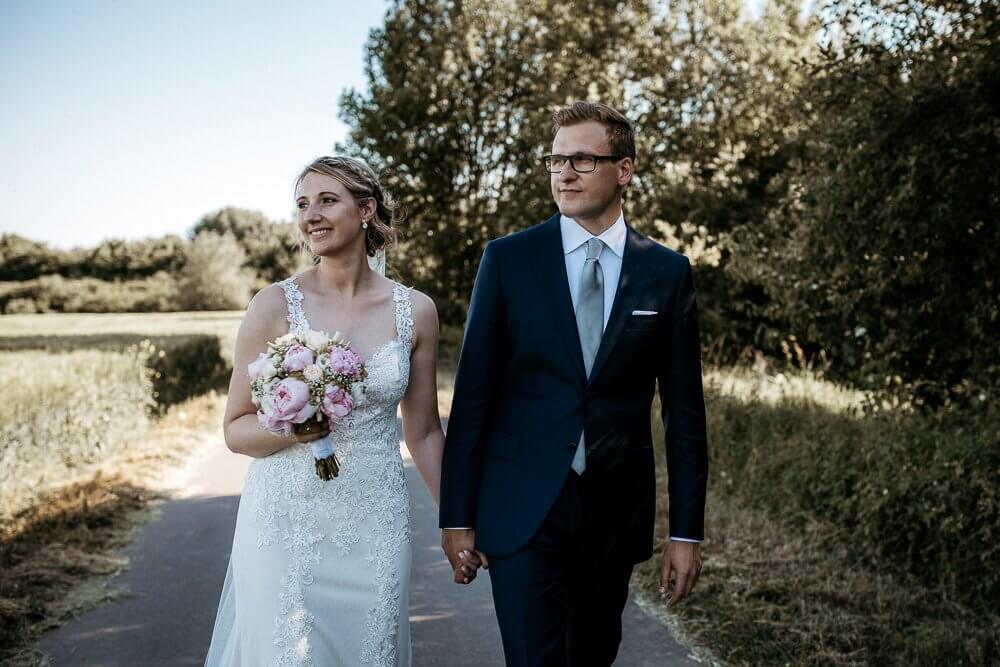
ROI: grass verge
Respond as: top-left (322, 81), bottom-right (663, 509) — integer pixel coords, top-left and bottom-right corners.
top-left (633, 367), bottom-right (999, 666)
top-left (0, 392), bottom-right (225, 665)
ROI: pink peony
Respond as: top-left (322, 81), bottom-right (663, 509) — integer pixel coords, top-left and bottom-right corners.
top-left (321, 384), bottom-right (355, 423)
top-left (257, 411), bottom-right (292, 436)
top-left (247, 352), bottom-right (270, 380)
top-left (282, 344), bottom-right (315, 372)
top-left (262, 377), bottom-right (317, 424)
top-left (327, 346), bottom-right (364, 378)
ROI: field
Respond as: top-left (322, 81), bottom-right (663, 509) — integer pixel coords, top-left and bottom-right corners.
top-left (0, 311), bottom-right (244, 359)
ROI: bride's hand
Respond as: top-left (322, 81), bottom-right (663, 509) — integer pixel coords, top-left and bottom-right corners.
top-left (453, 550), bottom-right (483, 584)
top-left (292, 419), bottom-right (331, 444)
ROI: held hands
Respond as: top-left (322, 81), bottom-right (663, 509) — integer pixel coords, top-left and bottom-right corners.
top-left (660, 540), bottom-right (703, 607)
top-left (441, 529), bottom-right (490, 585)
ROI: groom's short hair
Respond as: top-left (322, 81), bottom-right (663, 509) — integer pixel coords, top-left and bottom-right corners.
top-left (552, 101), bottom-right (636, 162)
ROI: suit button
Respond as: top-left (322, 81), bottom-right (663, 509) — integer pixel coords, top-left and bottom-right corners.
top-left (567, 442), bottom-right (576, 451)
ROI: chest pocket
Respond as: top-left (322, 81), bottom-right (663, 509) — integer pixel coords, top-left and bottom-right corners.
top-left (624, 313), bottom-right (660, 333)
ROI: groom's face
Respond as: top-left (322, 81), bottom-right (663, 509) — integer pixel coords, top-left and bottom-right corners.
top-left (550, 121), bottom-right (629, 224)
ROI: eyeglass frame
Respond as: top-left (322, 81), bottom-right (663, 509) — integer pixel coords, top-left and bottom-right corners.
top-left (540, 153), bottom-right (625, 174)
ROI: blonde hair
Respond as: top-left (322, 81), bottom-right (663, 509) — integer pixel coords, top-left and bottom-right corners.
top-left (552, 101), bottom-right (636, 161)
top-left (294, 156), bottom-right (401, 258)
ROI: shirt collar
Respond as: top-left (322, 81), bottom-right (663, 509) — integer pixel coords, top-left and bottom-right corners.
top-left (560, 212), bottom-right (627, 258)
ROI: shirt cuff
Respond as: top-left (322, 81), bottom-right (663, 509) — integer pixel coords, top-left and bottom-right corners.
top-left (669, 536), bottom-right (701, 543)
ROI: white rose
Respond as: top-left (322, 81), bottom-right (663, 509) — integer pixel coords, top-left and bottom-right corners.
top-left (305, 330), bottom-right (329, 350)
top-left (262, 362), bottom-right (278, 379)
top-left (303, 364), bottom-right (323, 382)
top-left (275, 333), bottom-right (296, 346)
top-left (349, 383), bottom-right (365, 406)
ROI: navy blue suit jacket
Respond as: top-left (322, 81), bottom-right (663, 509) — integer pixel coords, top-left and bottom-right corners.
top-left (439, 214), bottom-right (708, 562)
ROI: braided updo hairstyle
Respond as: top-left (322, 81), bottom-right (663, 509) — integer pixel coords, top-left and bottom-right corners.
top-left (294, 156), bottom-right (401, 259)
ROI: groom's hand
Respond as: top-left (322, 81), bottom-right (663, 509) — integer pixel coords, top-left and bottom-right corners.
top-left (441, 529), bottom-right (489, 584)
top-left (661, 540), bottom-right (703, 607)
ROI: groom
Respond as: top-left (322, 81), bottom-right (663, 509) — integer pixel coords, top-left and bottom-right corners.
top-left (440, 101), bottom-right (708, 666)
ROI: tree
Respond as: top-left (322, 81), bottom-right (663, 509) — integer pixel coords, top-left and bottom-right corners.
top-left (734, 0), bottom-right (1000, 406)
top-left (0, 234), bottom-right (64, 280)
top-left (339, 0), bottom-right (653, 323)
top-left (176, 232), bottom-right (255, 310)
top-left (191, 207), bottom-right (308, 286)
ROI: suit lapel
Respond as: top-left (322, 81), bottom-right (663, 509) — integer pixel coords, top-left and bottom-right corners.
top-left (529, 214), bottom-right (588, 383)
top-left (587, 224), bottom-right (651, 387)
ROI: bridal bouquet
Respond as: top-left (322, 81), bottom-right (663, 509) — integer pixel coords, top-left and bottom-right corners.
top-left (248, 330), bottom-right (366, 480)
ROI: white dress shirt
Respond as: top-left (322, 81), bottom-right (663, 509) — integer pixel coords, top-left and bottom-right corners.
top-left (560, 213), bottom-right (626, 329)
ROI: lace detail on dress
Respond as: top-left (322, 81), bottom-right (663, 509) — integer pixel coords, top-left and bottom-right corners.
top-left (244, 275), bottom-right (413, 665)
top-left (392, 282), bottom-right (415, 351)
top-left (278, 276), bottom-right (309, 335)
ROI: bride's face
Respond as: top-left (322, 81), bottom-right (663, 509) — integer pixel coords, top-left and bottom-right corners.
top-left (295, 171), bottom-right (370, 258)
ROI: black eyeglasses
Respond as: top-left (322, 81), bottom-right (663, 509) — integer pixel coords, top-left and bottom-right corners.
top-left (541, 154), bottom-right (624, 173)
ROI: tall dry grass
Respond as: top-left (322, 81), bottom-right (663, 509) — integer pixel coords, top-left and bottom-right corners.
top-left (634, 366), bottom-right (999, 666)
top-left (0, 349), bottom-right (154, 531)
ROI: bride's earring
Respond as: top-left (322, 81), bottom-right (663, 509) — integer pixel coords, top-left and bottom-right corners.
top-left (362, 216), bottom-right (369, 230)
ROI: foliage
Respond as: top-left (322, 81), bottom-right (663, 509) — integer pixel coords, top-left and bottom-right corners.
top-left (0, 233), bottom-right (187, 282)
top-left (191, 207), bottom-right (308, 286)
top-left (698, 367), bottom-right (1000, 609)
top-left (339, 0), bottom-right (656, 322)
top-left (729, 0), bottom-right (1000, 406)
top-left (0, 272), bottom-right (180, 314)
top-left (629, 367), bottom-right (1000, 665)
top-left (175, 231), bottom-right (255, 311)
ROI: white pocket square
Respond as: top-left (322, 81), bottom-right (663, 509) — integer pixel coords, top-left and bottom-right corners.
top-left (631, 310), bottom-right (658, 316)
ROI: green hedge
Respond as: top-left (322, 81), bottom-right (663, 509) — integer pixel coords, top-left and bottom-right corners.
top-left (0, 334), bottom-right (229, 413)
top-left (690, 373), bottom-right (1000, 609)
top-left (0, 273), bottom-right (180, 314)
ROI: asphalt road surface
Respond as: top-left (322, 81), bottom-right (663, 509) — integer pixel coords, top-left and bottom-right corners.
top-left (39, 428), bottom-right (701, 666)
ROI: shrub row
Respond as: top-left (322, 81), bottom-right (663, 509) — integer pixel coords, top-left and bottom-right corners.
top-left (690, 370), bottom-right (1000, 609)
top-left (0, 334), bottom-right (229, 413)
top-left (0, 273), bottom-right (181, 314)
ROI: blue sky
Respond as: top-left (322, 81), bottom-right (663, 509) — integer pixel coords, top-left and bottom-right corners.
top-left (1, 1), bottom-right (774, 251)
top-left (0, 0), bottom-right (388, 249)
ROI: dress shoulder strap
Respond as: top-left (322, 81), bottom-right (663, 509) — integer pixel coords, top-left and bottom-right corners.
top-left (277, 276), bottom-right (309, 334)
top-left (392, 282), bottom-right (415, 350)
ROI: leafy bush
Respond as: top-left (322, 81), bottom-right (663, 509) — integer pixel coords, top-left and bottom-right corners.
top-left (176, 232), bottom-right (254, 311)
top-left (0, 272), bottom-right (181, 314)
top-left (730, 0), bottom-right (1000, 407)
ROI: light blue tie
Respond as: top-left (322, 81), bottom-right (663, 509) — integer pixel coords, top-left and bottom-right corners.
top-left (572, 237), bottom-right (604, 475)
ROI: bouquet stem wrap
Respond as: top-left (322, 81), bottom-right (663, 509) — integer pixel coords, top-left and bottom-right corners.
top-left (310, 434), bottom-right (340, 480)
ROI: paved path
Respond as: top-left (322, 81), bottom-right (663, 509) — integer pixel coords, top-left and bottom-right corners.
top-left (39, 430), bottom-right (700, 665)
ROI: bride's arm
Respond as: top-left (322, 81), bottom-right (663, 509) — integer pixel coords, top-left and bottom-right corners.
top-left (222, 284), bottom-right (326, 458)
top-left (399, 290), bottom-right (446, 506)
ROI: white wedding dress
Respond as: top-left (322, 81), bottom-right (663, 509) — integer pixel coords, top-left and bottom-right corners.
top-left (206, 276), bottom-right (413, 666)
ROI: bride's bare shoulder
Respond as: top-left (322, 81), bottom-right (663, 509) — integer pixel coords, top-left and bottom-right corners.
top-left (239, 281), bottom-right (292, 339)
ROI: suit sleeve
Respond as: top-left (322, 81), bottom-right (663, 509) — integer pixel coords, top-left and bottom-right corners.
top-left (656, 257), bottom-right (709, 541)
top-left (439, 242), bottom-right (506, 529)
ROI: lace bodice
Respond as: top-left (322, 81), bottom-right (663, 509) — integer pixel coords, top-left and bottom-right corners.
top-left (238, 275), bottom-right (414, 666)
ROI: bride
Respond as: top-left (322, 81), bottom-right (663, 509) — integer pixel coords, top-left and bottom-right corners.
top-left (205, 156), bottom-right (480, 666)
